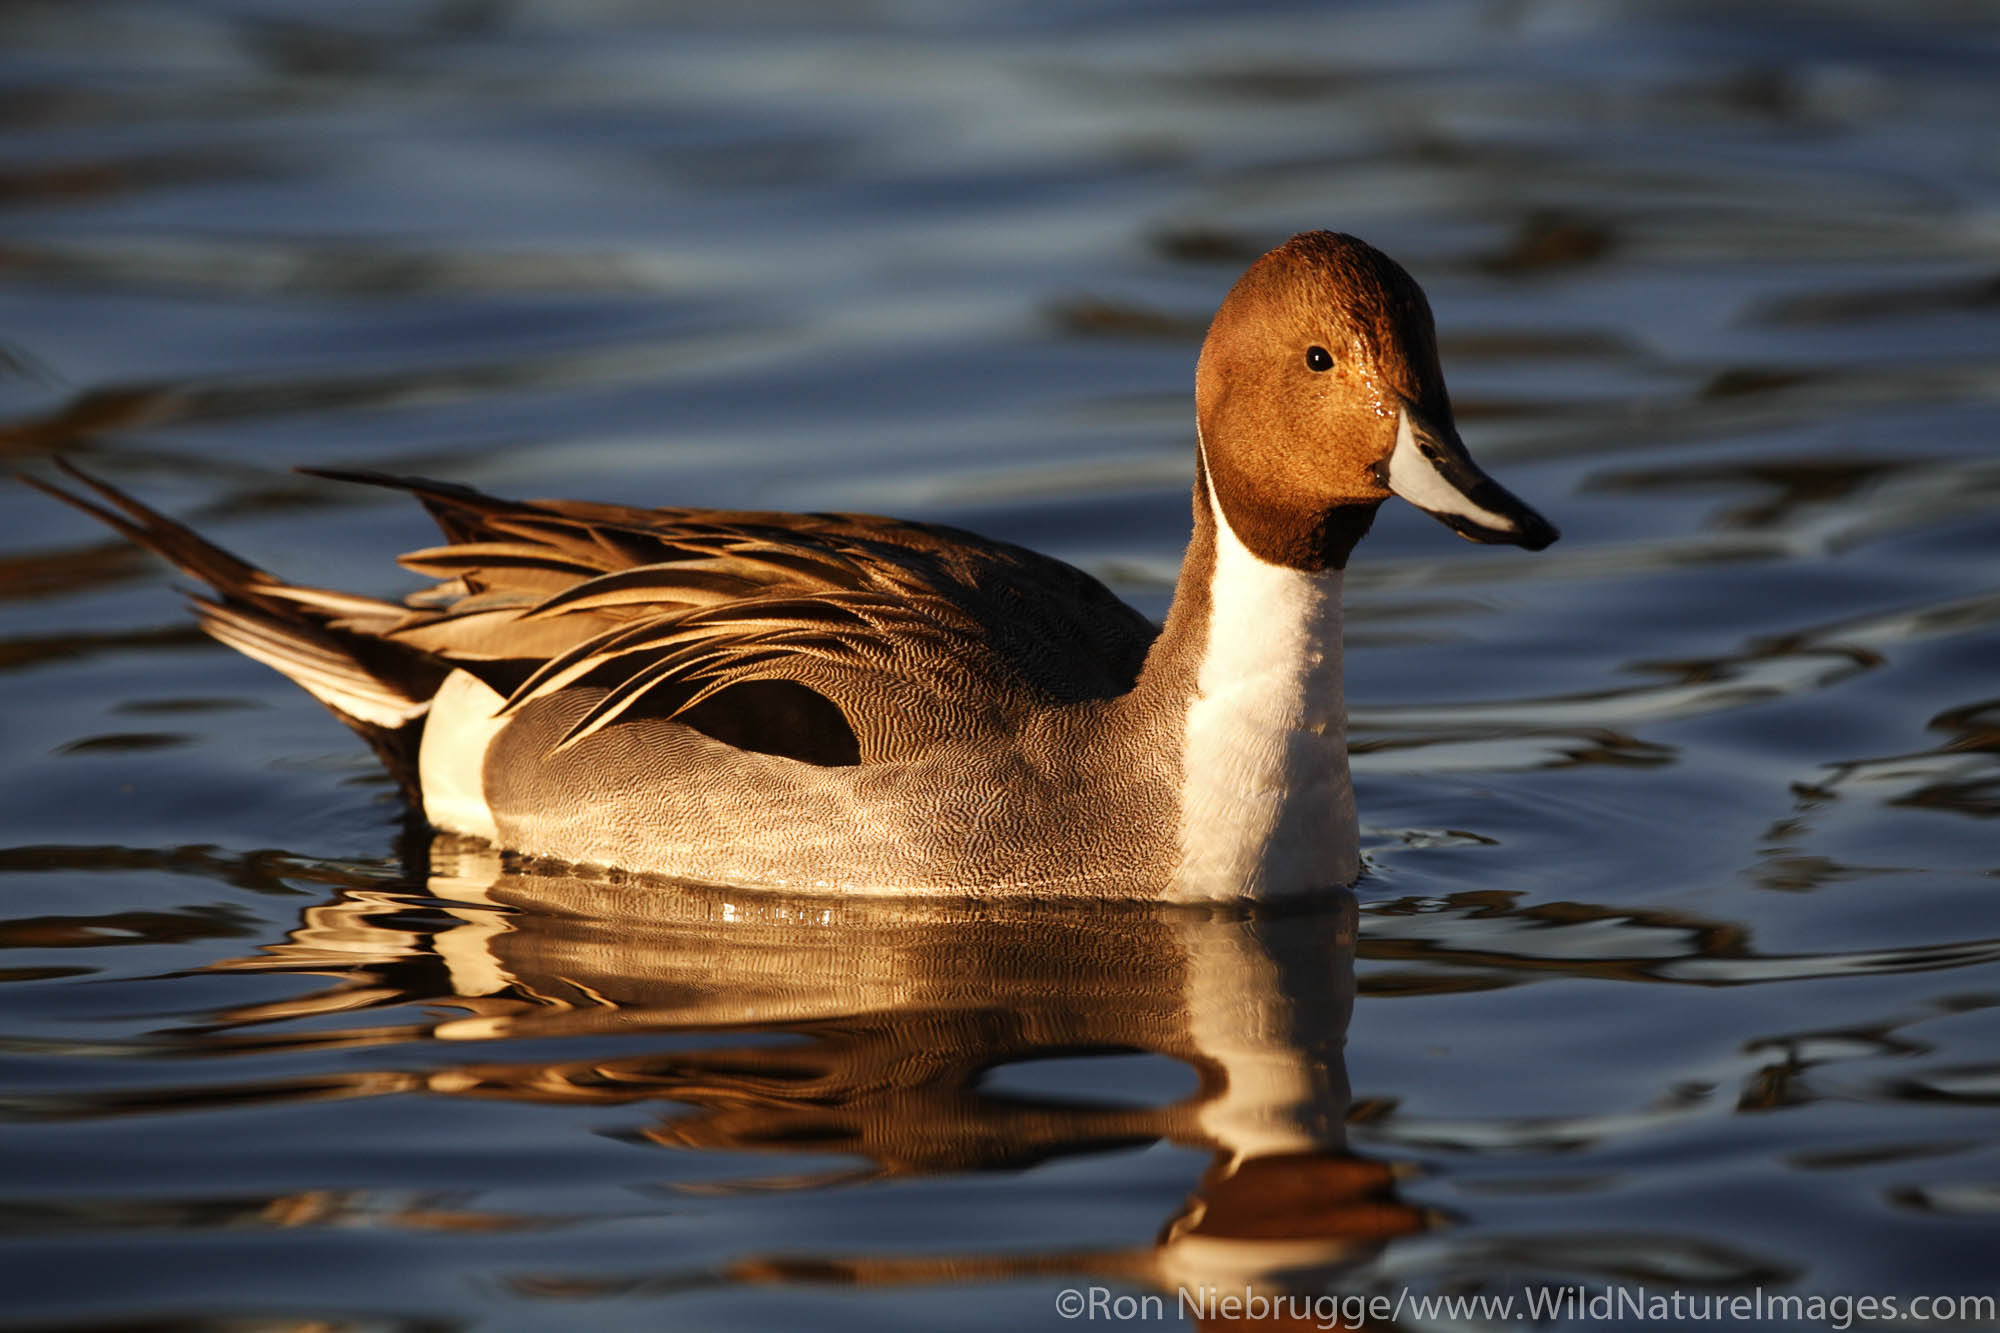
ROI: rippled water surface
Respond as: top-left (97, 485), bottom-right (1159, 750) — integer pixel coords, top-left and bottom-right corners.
top-left (4, 2), bottom-right (1999, 1328)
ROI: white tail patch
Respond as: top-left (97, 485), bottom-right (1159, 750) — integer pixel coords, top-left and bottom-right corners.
top-left (1169, 480), bottom-right (1358, 900)
top-left (419, 670), bottom-right (510, 843)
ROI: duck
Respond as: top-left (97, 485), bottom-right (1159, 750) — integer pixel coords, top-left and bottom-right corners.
top-left (32, 231), bottom-right (1556, 901)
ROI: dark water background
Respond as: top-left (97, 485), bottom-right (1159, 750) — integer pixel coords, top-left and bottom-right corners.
top-left (3, 1), bottom-right (1999, 1329)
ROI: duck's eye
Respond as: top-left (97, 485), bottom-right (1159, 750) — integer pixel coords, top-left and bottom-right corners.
top-left (1305, 345), bottom-right (1333, 372)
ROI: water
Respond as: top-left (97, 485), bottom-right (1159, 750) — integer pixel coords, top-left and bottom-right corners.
top-left (3, 1), bottom-right (1998, 1328)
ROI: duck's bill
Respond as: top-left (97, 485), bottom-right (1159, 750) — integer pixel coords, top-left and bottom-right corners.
top-left (1381, 407), bottom-right (1559, 550)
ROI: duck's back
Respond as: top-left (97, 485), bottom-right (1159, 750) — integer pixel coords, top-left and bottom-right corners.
top-left (367, 476), bottom-right (1160, 759)
top-left (345, 474), bottom-right (1178, 891)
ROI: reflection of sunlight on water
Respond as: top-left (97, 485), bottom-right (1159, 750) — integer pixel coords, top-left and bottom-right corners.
top-left (1, 0), bottom-right (1998, 1325)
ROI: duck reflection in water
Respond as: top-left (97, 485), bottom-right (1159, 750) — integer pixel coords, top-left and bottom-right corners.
top-left (207, 836), bottom-right (1425, 1317)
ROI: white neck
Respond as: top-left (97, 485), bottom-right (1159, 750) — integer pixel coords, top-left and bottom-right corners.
top-left (1168, 480), bottom-right (1358, 901)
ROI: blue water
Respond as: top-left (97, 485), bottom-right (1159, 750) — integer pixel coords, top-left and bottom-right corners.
top-left (3, 2), bottom-right (1999, 1329)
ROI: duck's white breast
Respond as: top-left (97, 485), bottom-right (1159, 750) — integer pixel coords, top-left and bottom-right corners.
top-left (1170, 487), bottom-right (1356, 901)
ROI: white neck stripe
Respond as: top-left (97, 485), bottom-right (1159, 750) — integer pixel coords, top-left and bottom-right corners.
top-left (1169, 476), bottom-right (1358, 900)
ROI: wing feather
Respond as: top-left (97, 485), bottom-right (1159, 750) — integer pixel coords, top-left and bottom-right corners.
top-left (519, 561), bottom-right (781, 618)
top-left (281, 470), bottom-right (1157, 762)
top-left (396, 542), bottom-right (606, 578)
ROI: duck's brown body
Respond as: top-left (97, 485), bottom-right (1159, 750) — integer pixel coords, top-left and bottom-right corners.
top-left (33, 232), bottom-right (1555, 900)
top-left (412, 484), bottom-right (1196, 894)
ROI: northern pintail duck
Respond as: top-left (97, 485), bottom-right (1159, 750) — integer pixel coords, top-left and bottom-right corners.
top-left (35, 232), bottom-right (1555, 900)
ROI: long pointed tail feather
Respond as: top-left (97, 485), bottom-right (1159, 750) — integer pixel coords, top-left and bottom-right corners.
top-left (25, 462), bottom-right (446, 798)
top-left (22, 458), bottom-right (267, 592)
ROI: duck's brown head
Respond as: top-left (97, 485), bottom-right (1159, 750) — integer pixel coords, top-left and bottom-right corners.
top-left (1195, 230), bottom-right (1558, 571)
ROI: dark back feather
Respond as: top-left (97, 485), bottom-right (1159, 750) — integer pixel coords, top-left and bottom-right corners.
top-left (316, 470), bottom-right (1159, 765)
